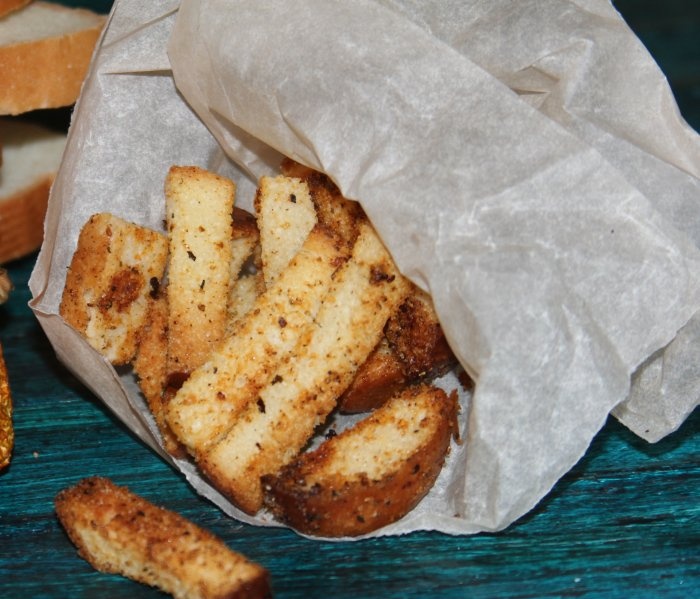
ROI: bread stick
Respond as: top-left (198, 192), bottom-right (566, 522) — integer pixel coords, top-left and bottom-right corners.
top-left (263, 384), bottom-right (458, 537)
top-left (200, 222), bottom-right (411, 514)
top-left (55, 477), bottom-right (272, 599)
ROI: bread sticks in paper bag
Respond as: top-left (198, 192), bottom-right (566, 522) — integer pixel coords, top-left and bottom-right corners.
top-left (29, 0), bottom-right (700, 537)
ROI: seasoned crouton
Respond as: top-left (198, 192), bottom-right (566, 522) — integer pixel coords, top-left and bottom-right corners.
top-left (280, 158), bottom-right (365, 248)
top-left (166, 227), bottom-right (345, 454)
top-left (254, 175), bottom-right (317, 288)
top-left (165, 166), bottom-right (235, 376)
top-left (132, 289), bottom-right (185, 457)
top-left (263, 385), bottom-right (457, 537)
top-left (55, 477), bottom-right (272, 599)
top-left (338, 337), bottom-right (407, 414)
top-left (59, 213), bottom-right (168, 364)
top-left (199, 222), bottom-right (411, 514)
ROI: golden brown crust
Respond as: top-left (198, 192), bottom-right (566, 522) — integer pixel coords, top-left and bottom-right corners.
top-left (133, 290), bottom-right (186, 458)
top-left (0, 0), bottom-right (30, 19)
top-left (280, 158), bottom-right (365, 248)
top-left (0, 342), bottom-right (13, 470)
top-left (279, 157), bottom-right (313, 179)
top-left (231, 206), bottom-right (259, 240)
top-left (0, 2), bottom-right (106, 115)
top-left (0, 172), bottom-right (52, 263)
top-left (305, 172), bottom-right (365, 248)
top-left (262, 385), bottom-right (457, 537)
top-left (338, 337), bottom-right (407, 413)
top-left (55, 477), bottom-right (272, 599)
top-left (59, 213), bottom-right (169, 364)
top-left (385, 286), bottom-right (457, 380)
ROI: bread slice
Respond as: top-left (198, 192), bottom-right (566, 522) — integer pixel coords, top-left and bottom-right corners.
top-left (0, 117), bottom-right (65, 263)
top-left (0, 1), bottom-right (105, 115)
top-left (200, 222), bottom-right (410, 514)
top-left (0, 0), bottom-right (30, 19)
top-left (262, 384), bottom-right (457, 537)
top-left (166, 226), bottom-right (345, 454)
top-left (59, 213), bottom-right (169, 365)
top-left (164, 166), bottom-right (236, 376)
top-left (55, 477), bottom-right (272, 599)
top-left (254, 175), bottom-right (317, 288)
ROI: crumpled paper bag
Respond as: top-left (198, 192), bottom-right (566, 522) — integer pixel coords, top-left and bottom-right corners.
top-left (28, 0), bottom-right (700, 537)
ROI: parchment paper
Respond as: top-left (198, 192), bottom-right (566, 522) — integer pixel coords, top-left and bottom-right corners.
top-left (29, 0), bottom-right (700, 537)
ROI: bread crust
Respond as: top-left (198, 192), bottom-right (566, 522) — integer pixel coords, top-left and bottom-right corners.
top-left (55, 477), bottom-right (272, 599)
top-left (0, 2), bottom-right (105, 115)
top-left (263, 385), bottom-right (457, 537)
top-left (339, 287), bottom-right (457, 413)
top-left (280, 158), bottom-right (365, 249)
top-left (0, 172), bottom-right (52, 263)
top-left (0, 0), bottom-right (30, 19)
top-left (132, 290), bottom-right (187, 457)
top-left (385, 287), bottom-right (456, 380)
top-left (0, 117), bottom-right (66, 263)
top-left (338, 337), bottom-right (407, 413)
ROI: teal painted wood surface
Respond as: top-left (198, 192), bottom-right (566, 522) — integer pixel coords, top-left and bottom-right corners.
top-left (1, 2), bottom-right (698, 598)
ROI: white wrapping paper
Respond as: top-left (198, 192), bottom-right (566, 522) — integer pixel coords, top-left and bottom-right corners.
top-left (29, 0), bottom-right (700, 537)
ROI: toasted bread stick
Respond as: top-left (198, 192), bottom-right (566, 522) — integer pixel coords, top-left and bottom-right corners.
top-left (59, 213), bottom-right (168, 364)
top-left (200, 222), bottom-right (411, 514)
top-left (166, 227), bottom-right (345, 454)
top-left (55, 477), bottom-right (272, 599)
top-left (263, 385), bottom-right (458, 537)
top-left (254, 175), bottom-right (316, 287)
top-left (165, 166), bottom-right (235, 375)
